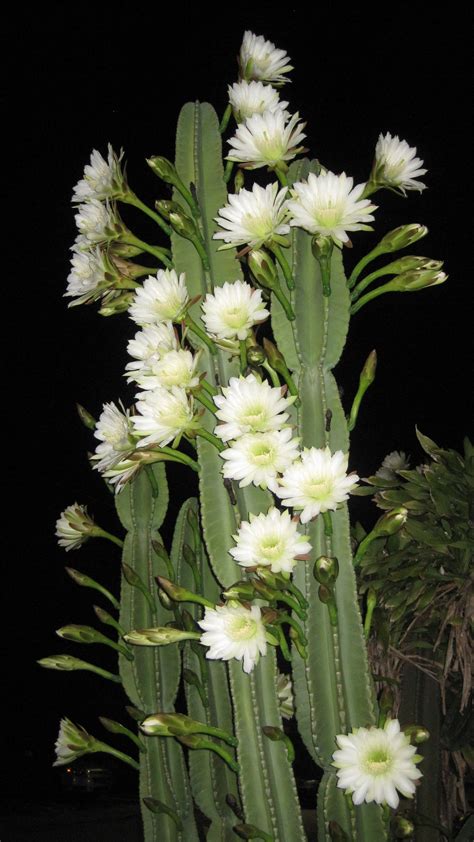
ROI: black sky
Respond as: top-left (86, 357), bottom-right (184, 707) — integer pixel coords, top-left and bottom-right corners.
top-left (8, 4), bottom-right (473, 793)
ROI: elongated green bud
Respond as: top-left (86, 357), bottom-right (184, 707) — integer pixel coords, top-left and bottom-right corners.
top-left (393, 817), bottom-right (415, 838)
top-left (403, 724), bottom-right (430, 744)
top-left (262, 338), bottom-right (299, 401)
top-left (157, 588), bottom-right (174, 611)
top-left (154, 199), bottom-right (184, 220)
top-left (109, 241), bottom-right (144, 258)
top-left (124, 627), bottom-right (201, 646)
top-left (183, 667), bottom-right (208, 707)
top-left (384, 255), bottom-right (442, 274)
top-left (248, 249), bottom-right (280, 289)
top-left (389, 268), bottom-right (447, 292)
top-left (177, 734), bottom-right (240, 773)
top-left (354, 507), bottom-right (408, 566)
top-left (247, 345), bottom-right (267, 366)
top-left (313, 555), bottom-right (339, 586)
top-left (262, 725), bottom-right (295, 763)
top-left (226, 793), bottom-right (245, 820)
top-left (93, 605), bottom-right (125, 636)
top-left (76, 403), bottom-right (97, 430)
top-left (288, 625), bottom-right (307, 659)
top-left (364, 588), bottom-right (377, 639)
top-left (56, 624), bottom-right (133, 659)
top-left (317, 585), bottom-right (338, 626)
top-left (143, 797), bottom-right (184, 831)
top-left (99, 292), bottom-right (135, 317)
top-left (146, 156), bottom-right (178, 184)
top-left (65, 567), bottom-right (120, 610)
top-left (169, 210), bottom-right (199, 240)
top-left (379, 224), bottom-right (428, 253)
top-left (156, 575), bottom-right (214, 608)
top-left (141, 711), bottom-right (237, 746)
top-left (99, 717), bottom-right (146, 752)
top-left (37, 654), bottom-right (121, 682)
top-left (126, 705), bottom-right (146, 722)
top-left (347, 350), bottom-right (377, 432)
top-left (222, 581), bottom-right (256, 601)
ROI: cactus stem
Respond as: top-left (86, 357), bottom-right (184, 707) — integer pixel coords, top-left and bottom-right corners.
top-left (194, 390), bottom-right (217, 415)
top-left (123, 190), bottom-right (172, 237)
top-left (120, 233), bottom-right (172, 267)
top-left (183, 313), bottom-right (217, 354)
top-left (195, 428), bottom-right (225, 452)
top-left (269, 242), bottom-right (294, 291)
top-left (224, 158), bottom-right (234, 184)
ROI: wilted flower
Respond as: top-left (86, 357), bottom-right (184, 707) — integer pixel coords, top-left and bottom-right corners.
top-left (214, 182), bottom-right (290, 250)
top-left (72, 145), bottom-right (125, 203)
top-left (229, 507), bottom-right (311, 574)
top-left (373, 133), bottom-right (427, 195)
top-left (221, 428), bottom-right (299, 492)
top-left (276, 446), bottom-right (359, 523)
top-left (129, 270), bottom-right (189, 326)
top-left (239, 31), bottom-right (293, 85)
top-left (55, 504), bottom-right (96, 552)
top-left (227, 110), bottom-right (306, 171)
top-left (132, 386), bottom-right (198, 447)
top-left (332, 718), bottom-right (423, 809)
top-left (201, 280), bottom-right (269, 342)
top-left (288, 171), bottom-right (377, 246)
top-left (213, 373), bottom-right (294, 442)
top-left (228, 80), bottom-right (288, 123)
top-left (198, 603), bottom-right (267, 674)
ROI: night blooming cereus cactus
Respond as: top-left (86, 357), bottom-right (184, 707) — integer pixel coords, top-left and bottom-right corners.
top-left (43, 30), bottom-right (447, 842)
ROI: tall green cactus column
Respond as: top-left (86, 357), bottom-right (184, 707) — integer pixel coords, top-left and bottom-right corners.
top-left (115, 464), bottom-right (199, 842)
top-left (273, 159), bottom-right (387, 841)
top-left (172, 101), bottom-right (306, 842)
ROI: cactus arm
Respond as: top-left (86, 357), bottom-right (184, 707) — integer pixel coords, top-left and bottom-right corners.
top-left (115, 465), bottom-right (198, 842)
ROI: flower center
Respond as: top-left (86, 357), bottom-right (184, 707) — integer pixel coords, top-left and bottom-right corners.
top-left (249, 441), bottom-right (274, 464)
top-left (241, 403), bottom-right (268, 429)
top-left (228, 615), bottom-right (258, 641)
top-left (363, 747), bottom-right (393, 775)
top-left (244, 212), bottom-right (273, 240)
top-left (315, 205), bottom-right (343, 227)
top-left (223, 306), bottom-right (248, 329)
top-left (260, 536), bottom-right (283, 559)
top-left (305, 478), bottom-right (332, 500)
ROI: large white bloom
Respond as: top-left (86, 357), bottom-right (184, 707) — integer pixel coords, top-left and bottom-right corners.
top-left (227, 110), bottom-right (306, 170)
top-left (214, 182), bottom-right (290, 250)
top-left (213, 373), bottom-right (294, 442)
top-left (129, 270), bottom-right (189, 326)
top-left (230, 507), bottom-right (312, 574)
top-left (74, 199), bottom-right (115, 246)
top-left (132, 386), bottom-right (197, 447)
top-left (65, 247), bottom-right (107, 305)
top-left (239, 31), bottom-right (293, 85)
top-left (201, 280), bottom-right (269, 342)
top-left (91, 402), bottom-right (135, 472)
top-left (374, 133), bottom-right (427, 194)
top-left (126, 323), bottom-right (179, 380)
top-left (276, 446), bottom-right (359, 523)
top-left (288, 171), bottom-right (377, 246)
top-left (54, 718), bottom-right (94, 767)
top-left (221, 428), bottom-right (299, 492)
top-left (332, 719), bottom-right (423, 809)
top-left (198, 603), bottom-right (267, 674)
top-left (55, 503), bottom-right (95, 552)
top-left (228, 80), bottom-right (288, 123)
top-left (134, 349), bottom-right (200, 391)
top-left (72, 145), bottom-right (124, 203)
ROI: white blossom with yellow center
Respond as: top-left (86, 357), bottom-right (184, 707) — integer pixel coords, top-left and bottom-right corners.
top-left (134, 349), bottom-right (200, 391)
top-left (65, 247), bottom-right (107, 305)
top-left (228, 80), bottom-right (288, 123)
top-left (72, 144), bottom-right (123, 203)
top-left (91, 402), bottom-right (135, 472)
top-left (239, 31), bottom-right (293, 85)
top-left (126, 323), bottom-right (179, 381)
top-left (227, 109), bottom-right (306, 171)
top-left (198, 603), bottom-right (267, 674)
top-left (374, 133), bottom-right (427, 194)
top-left (55, 503), bottom-right (95, 552)
top-left (221, 428), bottom-right (300, 492)
top-left (276, 446), bottom-right (359, 523)
top-left (132, 386), bottom-right (197, 448)
top-left (213, 373), bottom-right (294, 442)
top-left (201, 280), bottom-right (269, 342)
top-left (287, 171), bottom-right (377, 247)
top-left (230, 507), bottom-right (312, 574)
top-left (129, 270), bottom-right (189, 326)
top-left (332, 719), bottom-right (423, 808)
top-left (214, 182), bottom-right (290, 250)
top-left (74, 199), bottom-right (115, 247)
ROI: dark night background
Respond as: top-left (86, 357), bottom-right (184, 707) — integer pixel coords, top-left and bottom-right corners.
top-left (6, 3), bottom-right (472, 837)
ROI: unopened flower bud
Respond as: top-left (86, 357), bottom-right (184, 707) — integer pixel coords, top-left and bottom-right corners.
top-left (56, 624), bottom-right (104, 644)
top-left (393, 816), bottom-right (415, 838)
top-left (387, 255), bottom-right (443, 274)
top-left (155, 199), bottom-right (184, 220)
top-left (403, 724), bottom-right (430, 744)
top-left (146, 156), bottom-right (178, 184)
top-left (262, 337), bottom-right (287, 375)
top-left (311, 235), bottom-right (333, 261)
top-left (246, 344), bottom-right (266, 365)
top-left (314, 556), bottom-right (339, 586)
top-left (379, 224), bottom-right (428, 253)
top-left (373, 507), bottom-right (408, 538)
top-left (157, 588), bottom-right (174, 611)
top-left (248, 249), bottom-right (280, 290)
top-left (226, 793), bottom-right (245, 820)
top-left (222, 581), bottom-right (256, 601)
top-left (124, 627), bottom-right (201, 646)
top-left (390, 268), bottom-right (447, 292)
top-left (156, 576), bottom-right (213, 608)
top-left (99, 291), bottom-right (135, 316)
top-left (76, 403), bottom-right (97, 430)
top-left (169, 210), bottom-right (199, 240)
top-left (234, 169), bottom-right (245, 193)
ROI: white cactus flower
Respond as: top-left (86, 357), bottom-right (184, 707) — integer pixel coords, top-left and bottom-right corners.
top-left (201, 280), bottom-right (269, 342)
top-left (134, 349), bottom-right (200, 391)
top-left (55, 503), bottom-right (96, 552)
top-left (288, 171), bottom-right (377, 247)
top-left (239, 31), bottom-right (293, 85)
top-left (91, 402), bottom-right (135, 472)
top-left (230, 507), bottom-right (312, 574)
top-left (54, 718), bottom-right (95, 767)
top-left (332, 718), bottom-right (423, 809)
top-left (198, 603), bottom-right (267, 674)
top-left (228, 80), bottom-right (289, 123)
top-left (221, 428), bottom-right (300, 493)
top-left (373, 133), bottom-right (427, 194)
top-left (125, 323), bottom-right (179, 380)
top-left (128, 270), bottom-right (189, 326)
top-left (213, 373), bottom-right (295, 442)
top-left (276, 446), bottom-right (359, 523)
top-left (227, 110), bottom-right (306, 171)
top-left (132, 386), bottom-right (197, 448)
top-left (214, 182), bottom-right (290, 250)
top-left (72, 144), bottom-right (124, 203)
top-left (74, 199), bottom-right (116, 247)
top-left (375, 450), bottom-right (410, 481)
top-left (65, 247), bottom-right (108, 305)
